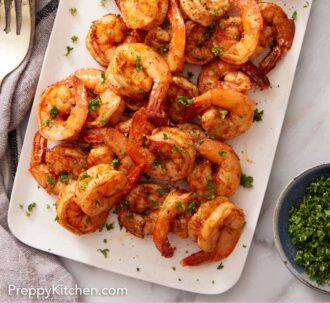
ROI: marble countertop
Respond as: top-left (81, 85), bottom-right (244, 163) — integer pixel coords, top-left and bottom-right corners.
top-left (57, 2), bottom-right (329, 302)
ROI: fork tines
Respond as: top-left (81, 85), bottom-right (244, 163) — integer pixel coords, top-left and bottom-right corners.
top-left (3, 0), bottom-right (23, 35)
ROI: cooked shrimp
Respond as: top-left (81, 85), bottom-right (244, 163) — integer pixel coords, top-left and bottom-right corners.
top-left (106, 43), bottom-right (171, 123)
top-left (198, 59), bottom-right (270, 93)
top-left (74, 164), bottom-right (128, 217)
top-left (181, 197), bottom-right (245, 266)
top-left (75, 68), bottom-right (125, 127)
top-left (56, 182), bottom-right (109, 235)
top-left (80, 127), bottom-right (136, 174)
top-left (87, 144), bottom-right (114, 168)
top-left (212, 0), bottom-right (263, 65)
top-left (29, 132), bottom-right (87, 195)
top-left (86, 14), bottom-right (128, 67)
top-left (187, 139), bottom-right (241, 198)
top-left (198, 60), bottom-right (251, 94)
top-left (153, 189), bottom-right (194, 257)
top-left (145, 0), bottom-right (185, 72)
top-left (179, 0), bottom-right (229, 27)
top-left (186, 88), bottom-right (255, 139)
top-left (177, 123), bottom-right (206, 143)
top-left (166, 76), bottom-right (199, 123)
top-left (118, 0), bottom-right (168, 30)
top-left (258, 2), bottom-right (295, 74)
top-left (185, 20), bottom-right (215, 65)
top-left (45, 143), bottom-right (88, 178)
top-left (117, 183), bottom-right (168, 238)
top-left (37, 76), bottom-right (88, 141)
top-left (127, 110), bottom-right (196, 181)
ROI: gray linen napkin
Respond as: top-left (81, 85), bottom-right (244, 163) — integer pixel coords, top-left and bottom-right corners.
top-left (0, 0), bottom-right (78, 302)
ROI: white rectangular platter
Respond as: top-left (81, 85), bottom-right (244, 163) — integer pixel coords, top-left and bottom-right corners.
top-left (8, 0), bottom-right (312, 294)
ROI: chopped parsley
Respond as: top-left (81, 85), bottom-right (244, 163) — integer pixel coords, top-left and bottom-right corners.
top-left (79, 172), bottom-right (92, 180)
top-left (187, 200), bottom-right (197, 216)
top-left (100, 0), bottom-right (107, 6)
top-left (218, 150), bottom-right (227, 157)
top-left (101, 72), bottom-right (106, 84)
top-left (69, 7), bottom-right (77, 16)
top-left (240, 174), bottom-right (254, 188)
top-left (42, 119), bottom-right (50, 127)
top-left (65, 46), bottom-right (74, 56)
top-left (111, 157), bottom-right (120, 167)
top-left (153, 158), bottom-right (163, 169)
top-left (50, 107), bottom-right (59, 119)
top-left (219, 109), bottom-right (228, 119)
top-left (46, 175), bottom-right (55, 187)
top-left (253, 109), bottom-right (264, 122)
top-left (156, 187), bottom-right (169, 197)
top-left (97, 248), bottom-right (110, 258)
top-left (217, 262), bottom-right (224, 270)
top-left (187, 71), bottom-right (194, 79)
top-left (177, 95), bottom-right (193, 106)
top-left (289, 177), bottom-right (330, 285)
top-left (59, 173), bottom-right (70, 183)
top-left (292, 11), bottom-right (298, 20)
top-left (175, 201), bottom-right (185, 211)
top-left (46, 204), bottom-right (51, 209)
top-left (212, 47), bottom-right (224, 57)
top-left (88, 97), bottom-right (101, 112)
top-left (99, 117), bottom-right (107, 125)
top-left (172, 266), bottom-right (176, 271)
top-left (163, 133), bottom-right (169, 140)
top-left (219, 22), bottom-right (226, 30)
top-left (105, 222), bottom-right (114, 231)
top-left (303, 1), bottom-right (309, 8)
top-left (71, 35), bottom-right (78, 43)
top-left (27, 202), bottom-right (37, 213)
top-left (172, 144), bottom-right (186, 154)
top-left (135, 56), bottom-right (144, 70)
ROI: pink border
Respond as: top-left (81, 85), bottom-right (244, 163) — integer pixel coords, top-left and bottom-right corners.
top-left (0, 303), bottom-right (328, 328)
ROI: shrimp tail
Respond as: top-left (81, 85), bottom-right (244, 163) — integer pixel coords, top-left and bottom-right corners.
top-left (30, 131), bottom-right (47, 167)
top-left (181, 250), bottom-right (214, 266)
top-left (259, 46), bottom-right (283, 74)
top-left (146, 82), bottom-right (170, 126)
top-left (241, 61), bottom-right (270, 89)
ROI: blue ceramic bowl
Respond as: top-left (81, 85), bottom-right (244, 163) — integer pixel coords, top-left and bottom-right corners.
top-left (274, 164), bottom-right (330, 294)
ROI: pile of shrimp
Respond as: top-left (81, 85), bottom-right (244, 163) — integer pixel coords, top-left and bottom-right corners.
top-left (30, 0), bottom-right (295, 267)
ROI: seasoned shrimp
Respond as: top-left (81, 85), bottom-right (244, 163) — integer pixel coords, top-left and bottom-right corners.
top-left (29, 132), bottom-right (87, 195)
top-left (198, 59), bottom-right (270, 94)
top-left (37, 76), bottom-right (88, 141)
top-left (74, 164), bottom-right (128, 217)
top-left (179, 0), bottom-right (229, 27)
top-left (185, 20), bottom-right (215, 65)
top-left (106, 43), bottom-right (171, 123)
top-left (56, 182), bottom-right (109, 235)
top-left (118, 0), bottom-right (168, 30)
top-left (75, 68), bottom-right (125, 127)
top-left (86, 14), bottom-right (128, 67)
top-left (212, 0), bottom-right (263, 65)
top-left (87, 144), bottom-right (114, 168)
top-left (166, 76), bottom-right (199, 123)
top-left (177, 123), bottom-right (206, 143)
top-left (186, 88), bottom-right (255, 139)
top-left (128, 110), bottom-right (196, 181)
top-left (117, 183), bottom-right (168, 238)
top-left (80, 127), bottom-right (136, 174)
top-left (144, 0), bottom-right (185, 72)
top-left (187, 139), bottom-right (241, 198)
top-left (181, 197), bottom-right (245, 266)
top-left (153, 189), bottom-right (194, 257)
top-left (258, 2), bottom-right (295, 74)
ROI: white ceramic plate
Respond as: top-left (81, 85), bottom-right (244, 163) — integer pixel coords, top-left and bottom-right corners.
top-left (8, 0), bottom-right (312, 294)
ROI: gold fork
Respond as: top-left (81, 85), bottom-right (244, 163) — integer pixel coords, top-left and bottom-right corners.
top-left (0, 0), bottom-right (32, 89)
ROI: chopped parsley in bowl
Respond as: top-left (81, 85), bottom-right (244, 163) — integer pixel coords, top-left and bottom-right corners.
top-left (274, 164), bottom-right (330, 294)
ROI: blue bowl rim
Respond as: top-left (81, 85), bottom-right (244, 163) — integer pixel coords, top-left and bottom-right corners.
top-left (273, 163), bottom-right (330, 295)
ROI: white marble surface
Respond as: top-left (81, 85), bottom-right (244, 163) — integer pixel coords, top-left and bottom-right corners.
top-left (23, 1), bottom-right (330, 302)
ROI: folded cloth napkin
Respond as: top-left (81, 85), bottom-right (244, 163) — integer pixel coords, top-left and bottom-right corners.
top-left (0, 0), bottom-right (78, 302)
